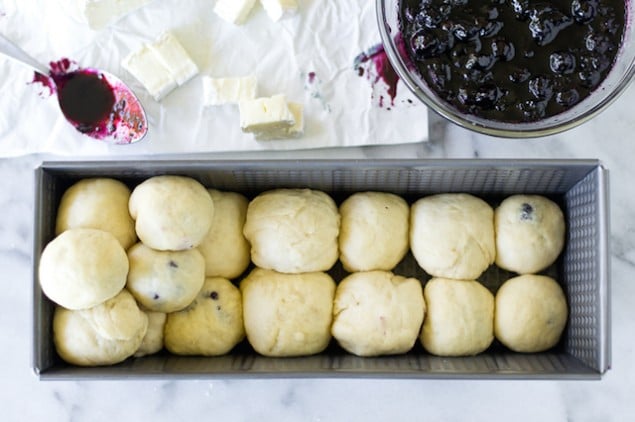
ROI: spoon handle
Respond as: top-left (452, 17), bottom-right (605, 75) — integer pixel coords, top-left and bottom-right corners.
top-left (0, 33), bottom-right (50, 75)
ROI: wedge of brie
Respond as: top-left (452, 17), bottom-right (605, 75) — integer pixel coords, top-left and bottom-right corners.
top-left (213, 0), bottom-right (257, 25)
top-left (82, 0), bottom-right (154, 30)
top-left (202, 76), bottom-right (258, 106)
top-left (239, 95), bottom-right (304, 140)
top-left (259, 0), bottom-right (298, 22)
top-left (149, 32), bottom-right (199, 86)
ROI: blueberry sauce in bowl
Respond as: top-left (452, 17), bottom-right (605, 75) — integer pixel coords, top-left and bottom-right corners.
top-left (377, 0), bottom-right (635, 137)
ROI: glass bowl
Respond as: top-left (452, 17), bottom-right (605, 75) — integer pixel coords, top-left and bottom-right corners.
top-left (377, 0), bottom-right (635, 138)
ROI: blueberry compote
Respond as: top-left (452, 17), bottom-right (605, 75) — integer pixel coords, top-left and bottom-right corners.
top-left (400, 0), bottom-right (626, 122)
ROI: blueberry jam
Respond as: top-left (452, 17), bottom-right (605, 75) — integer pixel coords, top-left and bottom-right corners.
top-left (400, 0), bottom-right (626, 122)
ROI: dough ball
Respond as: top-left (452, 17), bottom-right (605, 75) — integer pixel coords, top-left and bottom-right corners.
top-left (39, 228), bottom-right (128, 310)
top-left (421, 278), bottom-right (494, 356)
top-left (53, 290), bottom-right (148, 366)
top-left (243, 189), bottom-right (340, 273)
top-left (331, 271), bottom-right (425, 356)
top-left (164, 277), bottom-right (244, 356)
top-left (134, 311), bottom-right (166, 357)
top-left (410, 193), bottom-right (495, 280)
top-left (240, 268), bottom-right (335, 357)
top-left (495, 274), bottom-right (568, 353)
top-left (338, 192), bottom-right (410, 272)
top-left (128, 175), bottom-right (214, 251)
top-left (495, 195), bottom-right (566, 274)
top-left (197, 189), bottom-right (250, 279)
top-left (126, 243), bottom-right (205, 313)
top-left (55, 178), bottom-right (137, 250)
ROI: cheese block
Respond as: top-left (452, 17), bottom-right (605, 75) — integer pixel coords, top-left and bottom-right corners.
top-left (214, 0), bottom-right (257, 25)
top-left (280, 102), bottom-right (304, 139)
top-left (81, 0), bottom-right (154, 30)
top-left (259, 0), bottom-right (298, 22)
top-left (239, 95), bottom-right (295, 139)
top-left (122, 44), bottom-right (177, 101)
top-left (149, 32), bottom-right (199, 86)
top-left (202, 76), bottom-right (257, 106)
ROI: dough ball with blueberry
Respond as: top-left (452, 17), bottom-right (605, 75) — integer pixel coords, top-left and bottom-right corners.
top-left (410, 193), bottom-right (495, 280)
top-left (128, 175), bottom-right (214, 251)
top-left (197, 189), bottom-right (251, 279)
top-left (495, 274), bottom-right (568, 353)
top-left (420, 278), bottom-right (495, 357)
top-left (338, 192), bottom-right (410, 272)
top-left (55, 178), bottom-right (137, 250)
top-left (53, 290), bottom-right (148, 366)
top-left (495, 195), bottom-right (565, 274)
top-left (243, 189), bottom-right (340, 273)
top-left (240, 268), bottom-right (335, 357)
top-left (331, 271), bottom-right (424, 356)
top-left (164, 277), bottom-right (244, 356)
top-left (39, 228), bottom-right (128, 310)
top-left (126, 243), bottom-right (205, 313)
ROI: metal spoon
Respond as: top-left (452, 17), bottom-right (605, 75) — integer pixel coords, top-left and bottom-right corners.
top-left (0, 34), bottom-right (147, 144)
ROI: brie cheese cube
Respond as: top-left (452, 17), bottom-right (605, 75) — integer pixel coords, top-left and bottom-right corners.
top-left (122, 45), bottom-right (177, 101)
top-left (149, 32), bottom-right (199, 86)
top-left (239, 95), bottom-right (295, 137)
top-left (83, 0), bottom-right (154, 30)
top-left (285, 102), bottom-right (304, 137)
top-left (259, 0), bottom-right (298, 22)
top-left (202, 76), bottom-right (257, 106)
top-left (214, 0), bottom-right (257, 25)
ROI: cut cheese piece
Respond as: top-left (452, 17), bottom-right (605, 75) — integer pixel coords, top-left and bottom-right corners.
top-left (122, 44), bottom-right (177, 101)
top-left (214, 0), bottom-right (257, 25)
top-left (82, 0), bottom-right (154, 30)
top-left (239, 95), bottom-right (295, 138)
top-left (202, 76), bottom-right (257, 106)
top-left (149, 32), bottom-right (199, 86)
top-left (285, 102), bottom-right (304, 138)
top-left (259, 0), bottom-right (298, 22)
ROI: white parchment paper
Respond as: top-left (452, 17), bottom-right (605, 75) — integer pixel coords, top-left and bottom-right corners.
top-left (0, 0), bottom-right (428, 157)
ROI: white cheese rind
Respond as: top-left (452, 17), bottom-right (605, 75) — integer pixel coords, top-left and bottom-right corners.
top-left (83, 0), bottom-right (154, 30)
top-left (239, 95), bottom-right (295, 138)
top-left (259, 0), bottom-right (298, 22)
top-left (202, 76), bottom-right (257, 106)
top-left (122, 44), bottom-right (177, 101)
top-left (252, 101), bottom-right (304, 140)
top-left (214, 0), bottom-right (257, 25)
top-left (149, 32), bottom-right (199, 86)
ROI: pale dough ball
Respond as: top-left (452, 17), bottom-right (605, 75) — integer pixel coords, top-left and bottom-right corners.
top-left (240, 268), bottom-right (335, 357)
top-left (495, 195), bottom-right (566, 274)
top-left (243, 189), bottom-right (340, 273)
top-left (55, 178), bottom-right (137, 250)
top-left (164, 277), bottom-right (244, 356)
top-left (53, 290), bottom-right (148, 366)
top-left (495, 274), bottom-right (568, 353)
top-left (197, 189), bottom-right (250, 279)
top-left (331, 271), bottom-right (424, 356)
top-left (338, 192), bottom-right (410, 272)
top-left (410, 193), bottom-right (495, 280)
top-left (39, 228), bottom-right (128, 310)
top-left (421, 278), bottom-right (494, 356)
top-left (134, 311), bottom-right (166, 357)
top-left (128, 175), bottom-right (214, 251)
top-left (126, 242), bottom-right (205, 313)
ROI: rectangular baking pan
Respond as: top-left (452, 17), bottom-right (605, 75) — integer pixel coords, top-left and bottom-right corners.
top-left (33, 159), bottom-right (610, 379)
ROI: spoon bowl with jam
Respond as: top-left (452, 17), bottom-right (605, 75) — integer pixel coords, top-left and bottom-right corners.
top-left (1, 34), bottom-right (147, 144)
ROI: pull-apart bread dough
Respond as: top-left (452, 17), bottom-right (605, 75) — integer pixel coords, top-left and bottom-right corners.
top-left (134, 311), bottom-right (167, 357)
top-left (55, 178), bottom-right (137, 250)
top-left (495, 195), bottom-right (566, 274)
top-left (240, 268), bottom-right (336, 357)
top-left (53, 290), bottom-right (148, 366)
top-left (410, 193), bottom-right (495, 280)
top-left (331, 271), bottom-right (424, 356)
top-left (243, 189), bottom-right (340, 273)
top-left (338, 192), bottom-right (410, 272)
top-left (128, 175), bottom-right (214, 251)
top-left (39, 228), bottom-right (129, 310)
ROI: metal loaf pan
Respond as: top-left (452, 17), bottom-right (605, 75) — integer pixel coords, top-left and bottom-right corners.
top-left (32, 159), bottom-right (610, 380)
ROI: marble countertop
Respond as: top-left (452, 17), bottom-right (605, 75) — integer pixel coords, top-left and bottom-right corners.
top-left (2, 82), bottom-right (635, 422)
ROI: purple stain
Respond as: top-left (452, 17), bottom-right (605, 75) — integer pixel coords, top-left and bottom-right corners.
top-left (307, 71), bottom-right (316, 83)
top-left (353, 43), bottom-right (400, 107)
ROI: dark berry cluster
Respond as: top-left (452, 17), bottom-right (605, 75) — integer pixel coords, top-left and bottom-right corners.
top-left (400, 0), bottom-right (625, 122)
